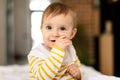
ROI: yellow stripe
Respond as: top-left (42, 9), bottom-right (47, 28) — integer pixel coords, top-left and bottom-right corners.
top-left (73, 59), bottom-right (78, 63)
top-left (29, 58), bottom-right (37, 67)
top-left (29, 56), bottom-right (38, 65)
top-left (38, 67), bottom-right (45, 80)
top-left (29, 70), bottom-right (32, 73)
top-left (32, 60), bottom-right (44, 75)
top-left (41, 65), bottom-right (52, 79)
top-left (58, 65), bottom-right (68, 72)
top-left (51, 56), bottom-right (62, 64)
top-left (29, 75), bottom-right (35, 78)
top-left (55, 74), bottom-right (63, 78)
top-left (29, 56), bottom-right (34, 61)
top-left (51, 51), bottom-right (64, 58)
top-left (32, 68), bottom-right (37, 76)
top-left (57, 73), bottom-right (69, 78)
top-left (36, 77), bottom-right (39, 80)
top-left (67, 78), bottom-right (74, 80)
top-left (53, 46), bottom-right (65, 53)
top-left (30, 60), bottom-right (43, 76)
top-left (29, 56), bottom-right (43, 66)
top-left (29, 70), bottom-right (36, 76)
top-left (29, 71), bottom-right (36, 76)
top-left (48, 57), bottom-right (59, 69)
top-left (29, 72), bottom-right (35, 78)
top-left (29, 56), bottom-right (33, 63)
top-left (29, 67), bottom-right (36, 76)
top-left (30, 64), bottom-right (37, 73)
top-left (45, 62), bottom-right (56, 75)
top-left (29, 56), bottom-right (37, 63)
top-left (30, 59), bottom-right (44, 72)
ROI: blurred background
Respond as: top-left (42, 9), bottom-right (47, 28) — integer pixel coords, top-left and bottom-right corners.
top-left (0, 0), bottom-right (120, 77)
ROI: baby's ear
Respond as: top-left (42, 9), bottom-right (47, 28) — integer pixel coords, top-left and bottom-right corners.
top-left (70, 27), bottom-right (77, 39)
top-left (40, 26), bottom-right (43, 31)
top-left (40, 26), bottom-right (42, 29)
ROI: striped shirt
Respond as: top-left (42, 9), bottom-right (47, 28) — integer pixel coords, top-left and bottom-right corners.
top-left (28, 44), bottom-right (83, 80)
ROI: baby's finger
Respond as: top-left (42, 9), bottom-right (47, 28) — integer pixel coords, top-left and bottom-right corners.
top-left (60, 35), bottom-right (71, 39)
top-left (59, 36), bottom-right (65, 39)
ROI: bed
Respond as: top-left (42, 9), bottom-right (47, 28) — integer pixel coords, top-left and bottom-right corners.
top-left (0, 64), bottom-right (119, 80)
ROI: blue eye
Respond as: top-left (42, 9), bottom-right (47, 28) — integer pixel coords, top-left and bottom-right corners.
top-left (46, 26), bottom-right (52, 30)
top-left (60, 27), bottom-right (66, 30)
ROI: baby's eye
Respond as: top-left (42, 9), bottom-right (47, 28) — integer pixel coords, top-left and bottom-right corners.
top-left (60, 27), bottom-right (66, 30)
top-left (46, 26), bottom-right (52, 30)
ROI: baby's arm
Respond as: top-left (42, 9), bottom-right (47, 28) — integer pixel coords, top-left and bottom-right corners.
top-left (28, 46), bottom-right (65, 80)
top-left (67, 52), bottom-right (84, 80)
top-left (28, 37), bottom-right (72, 80)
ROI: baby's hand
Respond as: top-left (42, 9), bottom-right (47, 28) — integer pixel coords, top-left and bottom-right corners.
top-left (54, 36), bottom-right (72, 49)
top-left (67, 64), bottom-right (81, 80)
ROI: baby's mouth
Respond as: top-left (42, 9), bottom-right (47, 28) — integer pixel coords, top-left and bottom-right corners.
top-left (51, 40), bottom-right (56, 42)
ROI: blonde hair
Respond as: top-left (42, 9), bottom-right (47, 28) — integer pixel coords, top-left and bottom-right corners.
top-left (41, 2), bottom-right (77, 27)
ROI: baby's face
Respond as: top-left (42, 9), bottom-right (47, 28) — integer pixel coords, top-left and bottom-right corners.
top-left (41, 13), bottom-right (76, 50)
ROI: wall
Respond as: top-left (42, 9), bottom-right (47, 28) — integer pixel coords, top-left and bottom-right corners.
top-left (13, 0), bottom-right (31, 57)
top-left (0, 0), bottom-right (7, 65)
top-left (0, 0), bottom-right (31, 64)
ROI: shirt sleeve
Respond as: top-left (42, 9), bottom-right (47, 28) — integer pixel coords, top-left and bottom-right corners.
top-left (28, 46), bottom-right (65, 80)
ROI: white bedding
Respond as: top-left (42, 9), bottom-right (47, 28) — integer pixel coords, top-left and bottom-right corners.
top-left (0, 64), bottom-right (29, 80)
top-left (81, 65), bottom-right (120, 80)
top-left (0, 64), bottom-right (119, 80)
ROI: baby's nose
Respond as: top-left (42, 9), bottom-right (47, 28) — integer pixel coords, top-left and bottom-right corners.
top-left (53, 30), bottom-right (59, 37)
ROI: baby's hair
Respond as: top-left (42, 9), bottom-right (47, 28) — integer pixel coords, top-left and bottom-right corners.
top-left (41, 2), bottom-right (77, 27)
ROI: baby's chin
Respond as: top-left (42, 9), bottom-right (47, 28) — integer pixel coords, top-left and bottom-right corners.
top-left (49, 43), bottom-right (55, 48)
top-left (45, 46), bottom-right (52, 51)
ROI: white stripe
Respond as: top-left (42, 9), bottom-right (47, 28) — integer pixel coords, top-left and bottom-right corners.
top-left (50, 56), bottom-right (62, 67)
top-left (51, 52), bottom-right (63, 62)
top-left (52, 48), bottom-right (65, 56)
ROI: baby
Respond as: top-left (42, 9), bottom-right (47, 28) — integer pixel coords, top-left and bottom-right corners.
top-left (28, 2), bottom-right (83, 80)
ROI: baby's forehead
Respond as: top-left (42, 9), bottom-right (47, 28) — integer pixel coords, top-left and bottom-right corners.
top-left (42, 11), bottom-right (75, 27)
top-left (44, 12), bottom-right (73, 19)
